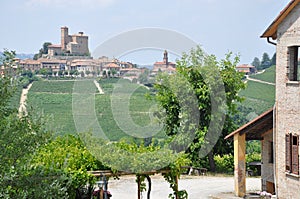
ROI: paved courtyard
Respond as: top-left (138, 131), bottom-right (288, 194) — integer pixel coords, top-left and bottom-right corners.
top-left (107, 175), bottom-right (261, 199)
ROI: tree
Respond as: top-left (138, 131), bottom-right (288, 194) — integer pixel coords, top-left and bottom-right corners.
top-left (138, 69), bottom-right (150, 84)
top-left (261, 52), bottom-right (271, 69)
top-left (251, 57), bottom-right (260, 69)
top-left (80, 71), bottom-right (85, 77)
top-left (102, 70), bottom-right (107, 78)
top-left (33, 42), bottom-right (52, 60)
top-left (111, 68), bottom-right (117, 77)
top-left (271, 53), bottom-right (276, 66)
top-left (0, 50), bottom-right (68, 198)
top-left (154, 46), bottom-right (245, 171)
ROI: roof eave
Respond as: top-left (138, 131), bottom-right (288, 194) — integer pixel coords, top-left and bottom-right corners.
top-left (260, 0), bottom-right (300, 39)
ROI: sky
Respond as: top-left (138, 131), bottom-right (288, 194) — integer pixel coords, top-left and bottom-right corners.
top-left (0, 0), bottom-right (291, 65)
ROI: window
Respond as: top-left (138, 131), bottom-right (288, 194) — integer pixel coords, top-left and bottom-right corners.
top-left (288, 46), bottom-right (300, 81)
top-left (286, 133), bottom-right (299, 175)
top-left (269, 142), bottom-right (274, 163)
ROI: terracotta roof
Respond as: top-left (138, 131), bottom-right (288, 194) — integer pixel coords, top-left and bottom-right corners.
top-left (71, 59), bottom-right (97, 66)
top-left (104, 62), bottom-right (120, 68)
top-left (120, 68), bottom-right (140, 71)
top-left (236, 64), bottom-right (255, 69)
top-left (154, 61), bottom-right (176, 65)
top-left (154, 61), bottom-right (165, 65)
top-left (225, 108), bottom-right (273, 140)
top-left (39, 59), bottom-right (67, 64)
top-left (48, 44), bottom-right (61, 48)
top-left (20, 59), bottom-right (40, 65)
top-left (72, 34), bottom-right (88, 37)
top-left (261, 0), bottom-right (300, 39)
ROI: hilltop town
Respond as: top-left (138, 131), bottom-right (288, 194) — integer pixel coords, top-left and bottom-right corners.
top-left (7, 26), bottom-right (176, 80)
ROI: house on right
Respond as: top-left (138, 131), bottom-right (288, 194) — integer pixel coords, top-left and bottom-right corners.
top-left (261, 0), bottom-right (300, 198)
top-left (226, 1), bottom-right (300, 198)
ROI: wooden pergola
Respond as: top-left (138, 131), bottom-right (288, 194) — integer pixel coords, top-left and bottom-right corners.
top-left (225, 108), bottom-right (273, 197)
top-left (89, 169), bottom-right (178, 199)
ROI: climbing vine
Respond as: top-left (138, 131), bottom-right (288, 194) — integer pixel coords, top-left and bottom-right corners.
top-left (162, 154), bottom-right (190, 199)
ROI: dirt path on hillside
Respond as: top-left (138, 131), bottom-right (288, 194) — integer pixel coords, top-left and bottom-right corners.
top-left (246, 76), bottom-right (275, 85)
top-left (18, 83), bottom-right (33, 116)
top-left (93, 80), bottom-right (104, 94)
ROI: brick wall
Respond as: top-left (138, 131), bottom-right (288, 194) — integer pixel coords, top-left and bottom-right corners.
top-left (276, 3), bottom-right (300, 198)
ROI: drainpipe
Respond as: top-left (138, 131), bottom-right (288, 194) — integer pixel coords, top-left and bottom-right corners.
top-left (273, 104), bottom-right (277, 198)
top-left (267, 37), bottom-right (277, 46)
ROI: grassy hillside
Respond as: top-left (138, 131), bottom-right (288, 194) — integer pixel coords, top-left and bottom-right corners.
top-left (27, 78), bottom-right (163, 140)
top-left (28, 81), bottom-right (75, 135)
top-left (237, 67), bottom-right (275, 122)
top-left (239, 81), bottom-right (275, 114)
top-left (250, 65), bottom-right (275, 83)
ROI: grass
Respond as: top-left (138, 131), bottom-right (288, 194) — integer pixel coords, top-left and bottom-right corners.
top-left (250, 65), bottom-right (275, 83)
top-left (95, 78), bottom-right (164, 141)
top-left (27, 78), bottom-right (164, 140)
top-left (27, 91), bottom-right (75, 135)
top-left (30, 80), bottom-right (75, 93)
top-left (239, 80), bottom-right (275, 115)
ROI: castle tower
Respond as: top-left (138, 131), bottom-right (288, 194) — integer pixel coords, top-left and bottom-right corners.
top-left (61, 26), bottom-right (69, 51)
top-left (163, 50), bottom-right (168, 65)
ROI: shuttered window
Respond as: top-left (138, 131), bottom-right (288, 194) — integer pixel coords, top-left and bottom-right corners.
top-left (286, 134), bottom-right (291, 172)
top-left (292, 135), bottom-right (299, 175)
top-left (286, 133), bottom-right (299, 175)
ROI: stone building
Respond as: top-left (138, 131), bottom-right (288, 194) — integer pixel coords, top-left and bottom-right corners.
top-left (226, 0), bottom-right (300, 198)
top-left (152, 50), bottom-right (176, 75)
top-left (39, 59), bottom-right (67, 73)
top-left (70, 59), bottom-right (99, 75)
top-left (19, 59), bottom-right (41, 72)
top-left (236, 64), bottom-right (256, 75)
top-left (48, 26), bottom-right (89, 57)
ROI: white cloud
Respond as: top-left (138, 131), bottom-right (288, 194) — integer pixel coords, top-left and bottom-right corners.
top-left (26, 0), bottom-right (115, 8)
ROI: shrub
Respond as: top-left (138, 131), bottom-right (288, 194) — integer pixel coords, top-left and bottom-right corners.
top-left (214, 154), bottom-right (234, 173)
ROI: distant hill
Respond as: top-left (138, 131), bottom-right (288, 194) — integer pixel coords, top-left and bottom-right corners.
top-left (137, 64), bottom-right (153, 70)
top-left (0, 52), bottom-right (34, 60)
top-left (16, 53), bottom-right (34, 60)
top-left (236, 66), bottom-right (275, 125)
top-left (249, 65), bottom-right (275, 83)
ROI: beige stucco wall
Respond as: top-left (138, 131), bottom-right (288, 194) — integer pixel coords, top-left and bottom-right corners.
top-left (275, 3), bottom-right (300, 198)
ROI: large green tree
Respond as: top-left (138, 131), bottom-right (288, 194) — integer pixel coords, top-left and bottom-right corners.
top-left (271, 53), bottom-right (276, 66)
top-left (154, 46), bottom-right (245, 171)
top-left (0, 50), bottom-right (62, 198)
top-left (260, 52), bottom-right (271, 69)
top-left (251, 57), bottom-right (260, 69)
top-left (0, 50), bottom-right (86, 198)
top-left (33, 42), bottom-right (52, 60)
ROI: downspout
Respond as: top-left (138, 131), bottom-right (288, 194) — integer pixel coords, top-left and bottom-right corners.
top-left (267, 34), bottom-right (277, 197)
top-left (267, 37), bottom-right (277, 46)
top-left (273, 104), bottom-right (277, 198)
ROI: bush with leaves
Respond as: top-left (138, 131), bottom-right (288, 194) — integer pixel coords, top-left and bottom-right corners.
top-left (214, 154), bottom-right (234, 173)
top-left (0, 50), bottom-right (63, 198)
top-left (31, 134), bottom-right (107, 198)
top-left (0, 50), bottom-right (74, 198)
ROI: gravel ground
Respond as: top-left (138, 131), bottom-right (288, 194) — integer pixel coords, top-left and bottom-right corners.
top-left (106, 175), bottom-right (261, 199)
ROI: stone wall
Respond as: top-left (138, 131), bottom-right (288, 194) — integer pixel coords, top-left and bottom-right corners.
top-left (276, 3), bottom-right (300, 198)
